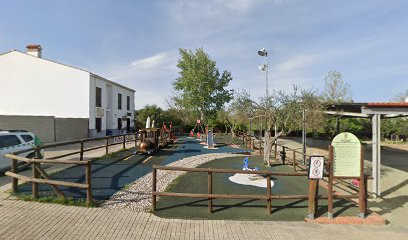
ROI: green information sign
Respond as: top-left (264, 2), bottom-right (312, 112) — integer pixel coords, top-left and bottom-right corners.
top-left (331, 132), bottom-right (361, 177)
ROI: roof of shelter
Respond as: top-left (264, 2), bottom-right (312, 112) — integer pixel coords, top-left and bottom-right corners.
top-left (326, 102), bottom-right (408, 118)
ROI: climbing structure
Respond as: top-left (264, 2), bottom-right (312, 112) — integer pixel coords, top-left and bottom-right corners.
top-left (189, 119), bottom-right (205, 139)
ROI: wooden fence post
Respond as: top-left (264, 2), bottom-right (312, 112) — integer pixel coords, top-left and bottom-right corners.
top-left (242, 134), bottom-right (245, 144)
top-left (307, 179), bottom-right (319, 219)
top-left (328, 145), bottom-right (334, 219)
top-left (267, 175), bottom-right (272, 214)
top-left (293, 151), bottom-right (296, 171)
top-left (208, 171), bottom-right (213, 213)
top-left (281, 146), bottom-right (286, 165)
top-left (259, 140), bottom-right (262, 155)
top-left (11, 159), bottom-right (18, 193)
top-left (86, 161), bottom-right (92, 206)
top-left (32, 162), bottom-right (39, 198)
top-left (105, 137), bottom-right (109, 155)
top-left (123, 134), bottom-right (126, 149)
top-left (34, 146), bottom-right (41, 159)
top-left (80, 140), bottom-right (84, 161)
top-left (252, 139), bottom-right (255, 150)
top-left (152, 168), bottom-right (157, 211)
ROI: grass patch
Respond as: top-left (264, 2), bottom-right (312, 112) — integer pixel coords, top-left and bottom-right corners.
top-left (164, 174), bottom-right (185, 192)
top-left (11, 193), bottom-right (99, 207)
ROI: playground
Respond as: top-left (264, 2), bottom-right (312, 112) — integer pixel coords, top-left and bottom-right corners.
top-left (153, 155), bottom-right (359, 221)
top-left (13, 134), bottom-right (248, 202)
top-left (3, 122), bottom-right (400, 224)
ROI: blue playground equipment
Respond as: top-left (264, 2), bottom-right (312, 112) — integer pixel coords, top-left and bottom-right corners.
top-left (242, 157), bottom-right (258, 171)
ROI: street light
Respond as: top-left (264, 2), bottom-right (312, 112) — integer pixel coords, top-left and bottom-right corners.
top-left (258, 48), bottom-right (269, 96)
top-left (258, 48), bottom-right (275, 146)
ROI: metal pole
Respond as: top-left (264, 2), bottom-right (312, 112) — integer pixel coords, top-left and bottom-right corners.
top-left (302, 107), bottom-right (306, 165)
top-left (265, 52), bottom-right (269, 97)
top-left (372, 114), bottom-right (381, 197)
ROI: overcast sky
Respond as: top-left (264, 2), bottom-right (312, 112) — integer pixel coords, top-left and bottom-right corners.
top-left (1, 0), bottom-right (407, 108)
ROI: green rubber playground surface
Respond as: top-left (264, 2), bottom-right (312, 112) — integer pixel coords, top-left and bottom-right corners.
top-left (154, 155), bottom-right (359, 221)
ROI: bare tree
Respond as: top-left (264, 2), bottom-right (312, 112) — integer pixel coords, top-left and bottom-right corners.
top-left (321, 71), bottom-right (352, 103)
top-left (392, 89), bottom-right (408, 102)
top-left (234, 87), bottom-right (324, 166)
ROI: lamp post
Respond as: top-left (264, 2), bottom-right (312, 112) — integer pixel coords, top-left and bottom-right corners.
top-left (258, 48), bottom-right (277, 146)
top-left (302, 107), bottom-right (307, 165)
top-left (258, 48), bottom-right (269, 97)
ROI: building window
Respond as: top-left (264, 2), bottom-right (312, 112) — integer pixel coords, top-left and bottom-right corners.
top-left (96, 118), bottom-right (102, 132)
top-left (21, 135), bottom-right (34, 142)
top-left (0, 135), bottom-right (21, 148)
top-left (118, 93), bottom-right (122, 110)
top-left (96, 87), bottom-right (102, 107)
top-left (117, 118), bottom-right (122, 130)
top-left (126, 118), bottom-right (131, 132)
top-left (126, 96), bottom-right (130, 111)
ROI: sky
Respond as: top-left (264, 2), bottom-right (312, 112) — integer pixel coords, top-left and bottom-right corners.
top-left (1, 0), bottom-right (407, 109)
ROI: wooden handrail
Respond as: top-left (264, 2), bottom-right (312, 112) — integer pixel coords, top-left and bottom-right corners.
top-left (152, 165), bottom-right (316, 215)
top-left (5, 132), bottom-right (143, 207)
top-left (5, 171), bottom-right (89, 189)
top-left (154, 165), bottom-right (308, 176)
top-left (5, 154), bottom-right (89, 165)
top-left (12, 133), bottom-right (137, 155)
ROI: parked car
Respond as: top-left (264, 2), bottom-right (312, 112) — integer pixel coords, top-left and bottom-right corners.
top-left (0, 130), bottom-right (44, 171)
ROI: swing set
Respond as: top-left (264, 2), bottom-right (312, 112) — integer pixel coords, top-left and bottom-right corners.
top-left (162, 122), bottom-right (177, 142)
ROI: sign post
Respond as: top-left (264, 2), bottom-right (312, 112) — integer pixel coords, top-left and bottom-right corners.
top-left (307, 155), bottom-right (325, 219)
top-left (329, 132), bottom-right (366, 219)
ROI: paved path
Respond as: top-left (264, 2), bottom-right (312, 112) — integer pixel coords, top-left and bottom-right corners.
top-left (0, 191), bottom-right (407, 240)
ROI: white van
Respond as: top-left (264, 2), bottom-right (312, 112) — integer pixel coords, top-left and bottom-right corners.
top-left (0, 130), bottom-right (43, 170)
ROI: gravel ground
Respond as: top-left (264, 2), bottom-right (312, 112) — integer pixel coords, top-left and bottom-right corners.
top-left (101, 152), bottom-right (245, 211)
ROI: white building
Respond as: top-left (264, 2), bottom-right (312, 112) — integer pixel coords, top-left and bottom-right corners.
top-left (0, 45), bottom-right (135, 140)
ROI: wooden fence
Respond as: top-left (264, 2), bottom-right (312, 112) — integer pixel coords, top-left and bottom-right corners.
top-left (5, 154), bottom-right (93, 205)
top-left (13, 133), bottom-right (138, 161)
top-left (5, 133), bottom-right (139, 206)
top-left (233, 131), bottom-right (329, 171)
top-left (152, 165), bottom-right (322, 216)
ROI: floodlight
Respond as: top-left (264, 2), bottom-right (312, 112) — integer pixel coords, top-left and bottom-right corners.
top-left (258, 48), bottom-right (267, 57)
top-left (259, 64), bottom-right (267, 71)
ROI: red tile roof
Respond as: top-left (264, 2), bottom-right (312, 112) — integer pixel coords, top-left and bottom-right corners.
top-left (26, 45), bottom-right (42, 49)
top-left (367, 102), bottom-right (408, 107)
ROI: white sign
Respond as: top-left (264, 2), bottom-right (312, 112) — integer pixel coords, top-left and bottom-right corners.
top-left (308, 156), bottom-right (325, 179)
top-left (332, 132), bottom-right (361, 177)
top-left (96, 107), bottom-right (105, 117)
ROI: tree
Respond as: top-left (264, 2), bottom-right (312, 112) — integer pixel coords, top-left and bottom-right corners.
top-left (172, 48), bottom-right (233, 123)
top-left (321, 71), bottom-right (352, 103)
top-left (135, 104), bottom-right (163, 129)
top-left (235, 87), bottom-right (324, 166)
top-left (228, 90), bottom-right (256, 136)
top-left (392, 89), bottom-right (408, 102)
top-left (135, 105), bottom-right (190, 131)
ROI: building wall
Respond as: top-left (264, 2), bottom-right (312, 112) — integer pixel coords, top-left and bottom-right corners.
top-left (0, 115), bottom-right (55, 142)
top-left (89, 75), bottom-right (135, 137)
top-left (55, 118), bottom-right (88, 142)
top-left (0, 115), bottom-right (88, 143)
top-left (0, 51), bottom-right (89, 118)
